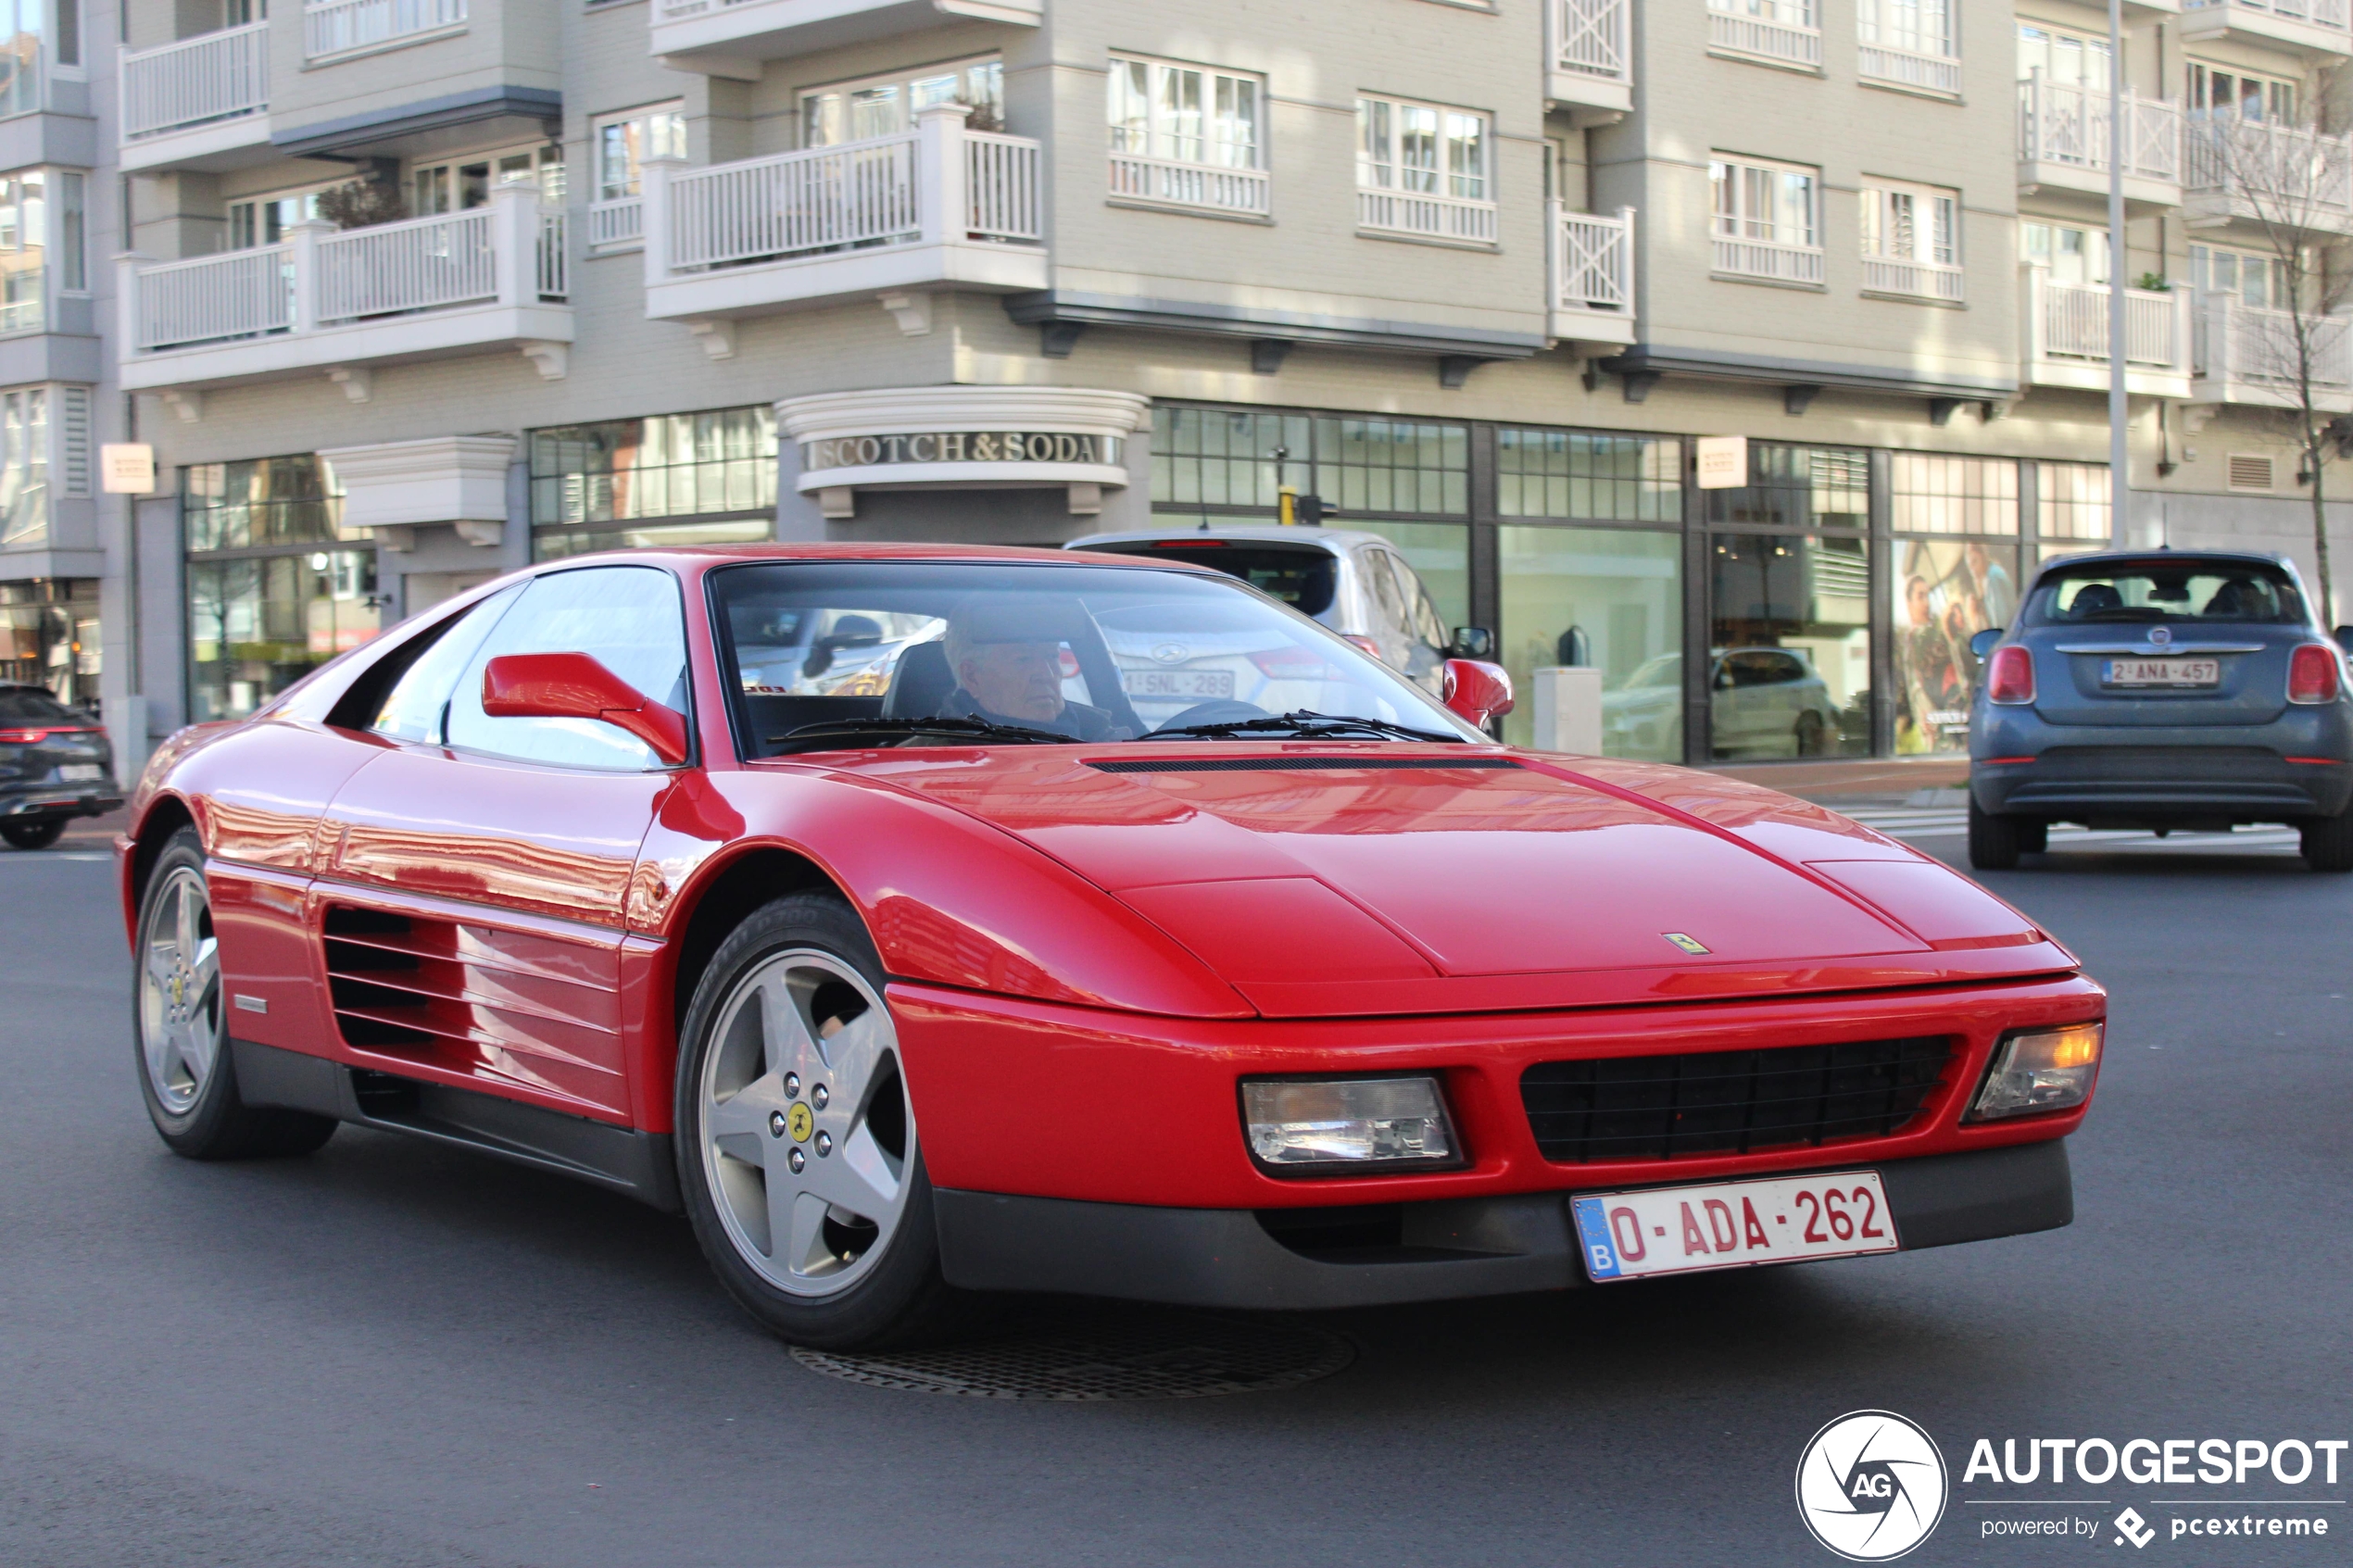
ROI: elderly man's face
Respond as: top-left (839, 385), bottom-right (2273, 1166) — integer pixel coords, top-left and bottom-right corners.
top-left (961, 640), bottom-right (1066, 721)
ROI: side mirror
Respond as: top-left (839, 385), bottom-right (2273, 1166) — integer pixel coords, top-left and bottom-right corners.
top-left (1969, 627), bottom-right (2005, 660)
top-left (1442, 658), bottom-right (1515, 728)
top-left (481, 652), bottom-right (691, 765)
top-left (1449, 626), bottom-right (1494, 660)
top-left (2334, 625), bottom-right (2353, 655)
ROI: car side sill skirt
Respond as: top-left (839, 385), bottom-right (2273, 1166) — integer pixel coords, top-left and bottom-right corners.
top-left (230, 1038), bottom-right (681, 1212)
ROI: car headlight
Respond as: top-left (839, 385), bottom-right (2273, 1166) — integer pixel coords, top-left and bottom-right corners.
top-left (1240, 1076), bottom-right (1463, 1175)
top-left (1967, 1022), bottom-right (2103, 1121)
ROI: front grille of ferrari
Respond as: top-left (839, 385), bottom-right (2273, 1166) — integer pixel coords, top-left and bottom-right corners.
top-left (1519, 1036), bottom-right (1955, 1163)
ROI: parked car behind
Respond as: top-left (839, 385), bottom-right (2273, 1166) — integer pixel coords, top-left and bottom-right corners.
top-left (0, 684), bottom-right (120, 849)
top-left (1966, 549), bottom-right (2353, 872)
top-left (1064, 527), bottom-right (1462, 720)
top-left (1603, 647), bottom-right (1845, 761)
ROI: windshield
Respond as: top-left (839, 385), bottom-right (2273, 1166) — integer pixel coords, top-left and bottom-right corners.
top-left (712, 560), bottom-right (1476, 756)
top-left (2024, 561), bottom-right (2304, 625)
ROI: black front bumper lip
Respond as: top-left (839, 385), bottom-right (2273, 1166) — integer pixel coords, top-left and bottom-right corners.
top-left (934, 1140), bottom-right (2072, 1311)
top-left (0, 785), bottom-right (123, 819)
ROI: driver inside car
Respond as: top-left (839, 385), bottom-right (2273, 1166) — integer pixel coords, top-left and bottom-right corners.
top-left (941, 596), bottom-right (1133, 740)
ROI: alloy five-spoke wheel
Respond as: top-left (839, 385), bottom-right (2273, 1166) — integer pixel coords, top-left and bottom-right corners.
top-left (140, 864), bottom-right (221, 1115)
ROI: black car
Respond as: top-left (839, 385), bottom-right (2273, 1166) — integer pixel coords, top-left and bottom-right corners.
top-left (0, 685), bottom-right (121, 849)
top-left (1967, 550), bottom-right (2353, 872)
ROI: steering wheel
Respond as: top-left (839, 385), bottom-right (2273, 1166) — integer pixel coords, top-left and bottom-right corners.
top-left (1153, 699), bottom-right (1271, 733)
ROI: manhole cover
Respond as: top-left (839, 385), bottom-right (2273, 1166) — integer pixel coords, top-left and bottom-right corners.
top-left (791, 1310), bottom-right (1354, 1400)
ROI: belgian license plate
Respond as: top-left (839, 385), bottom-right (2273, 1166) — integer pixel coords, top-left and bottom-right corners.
top-left (2103, 658), bottom-right (2219, 688)
top-left (1123, 669), bottom-right (1235, 701)
top-left (57, 764), bottom-right (102, 782)
top-left (1571, 1171), bottom-right (1898, 1282)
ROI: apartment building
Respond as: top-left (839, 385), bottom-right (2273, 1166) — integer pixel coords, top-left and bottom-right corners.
top-left (84, 0), bottom-right (2353, 772)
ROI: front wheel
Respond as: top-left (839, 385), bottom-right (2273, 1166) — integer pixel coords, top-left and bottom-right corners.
top-left (1, 817), bottom-right (65, 849)
top-left (2302, 810), bottom-right (2353, 872)
top-left (1968, 799), bottom-right (2021, 872)
top-left (675, 892), bottom-right (964, 1349)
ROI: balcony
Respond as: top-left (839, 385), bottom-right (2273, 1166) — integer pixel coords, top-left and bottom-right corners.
top-left (1713, 233), bottom-right (1825, 286)
top-left (1707, 0), bottom-right (1822, 71)
top-left (118, 21), bottom-right (271, 173)
top-left (119, 183), bottom-right (573, 407)
top-left (642, 107), bottom-right (1045, 329)
top-left (305, 0), bottom-right (469, 61)
top-left (1548, 202), bottom-right (1635, 346)
top-left (649, 0), bottom-right (1038, 76)
top-left (1357, 188), bottom-right (1497, 246)
top-left (1547, 0), bottom-right (1631, 121)
top-left (1858, 41), bottom-right (1960, 96)
top-left (589, 196), bottom-right (644, 252)
top-left (1862, 255), bottom-right (1964, 302)
top-left (2192, 295), bottom-right (2353, 409)
top-left (2017, 78), bottom-right (2183, 211)
top-left (2020, 267), bottom-right (2193, 398)
top-left (2181, 0), bottom-right (2350, 56)
top-left (2184, 118), bottom-right (2353, 233)
top-left (1107, 154), bottom-right (1269, 218)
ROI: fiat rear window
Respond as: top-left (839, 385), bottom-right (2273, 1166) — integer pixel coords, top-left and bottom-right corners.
top-left (0, 686), bottom-right (79, 721)
top-left (2024, 561), bottom-right (2303, 625)
top-left (1076, 542), bottom-right (1339, 617)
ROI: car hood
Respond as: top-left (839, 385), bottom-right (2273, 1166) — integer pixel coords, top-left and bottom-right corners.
top-left (824, 746), bottom-right (2075, 1018)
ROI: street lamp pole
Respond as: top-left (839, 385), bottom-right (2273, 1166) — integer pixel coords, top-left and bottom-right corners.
top-left (2107, 0), bottom-right (2131, 549)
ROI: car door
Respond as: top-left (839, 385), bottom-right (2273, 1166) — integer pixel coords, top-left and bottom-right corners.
top-left (312, 565), bottom-right (691, 1123)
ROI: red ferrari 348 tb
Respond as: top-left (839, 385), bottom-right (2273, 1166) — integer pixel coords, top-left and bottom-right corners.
top-left (119, 546), bottom-right (2105, 1347)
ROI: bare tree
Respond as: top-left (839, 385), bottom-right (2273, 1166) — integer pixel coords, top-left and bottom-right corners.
top-left (2191, 75), bottom-right (2353, 626)
top-left (316, 175), bottom-right (407, 232)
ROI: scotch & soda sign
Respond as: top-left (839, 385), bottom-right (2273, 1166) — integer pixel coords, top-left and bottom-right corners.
top-left (801, 433), bottom-right (1118, 470)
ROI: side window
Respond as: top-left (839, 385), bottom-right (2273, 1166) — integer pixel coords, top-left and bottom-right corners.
top-left (370, 584), bottom-right (525, 745)
top-left (1362, 550), bottom-right (1411, 637)
top-left (443, 566), bottom-right (690, 770)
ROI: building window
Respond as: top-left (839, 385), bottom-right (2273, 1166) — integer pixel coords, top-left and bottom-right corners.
top-left (1498, 525), bottom-right (1685, 761)
top-left (0, 385), bottom-right (45, 546)
top-left (2190, 243), bottom-right (2291, 309)
top-left (801, 60), bottom-right (1002, 145)
top-left (1890, 454), bottom-right (2020, 534)
top-left (0, 170), bottom-right (75, 333)
top-left (1708, 0), bottom-right (1821, 68)
top-left (1710, 157), bottom-right (1823, 284)
top-left (183, 455), bottom-right (343, 552)
top-left (1857, 0), bottom-right (1957, 93)
top-left (1707, 533), bottom-right (1872, 759)
top-left (2037, 460), bottom-right (2111, 541)
top-left (1860, 179), bottom-right (1961, 301)
top-left (1107, 56), bottom-right (1268, 216)
top-left (1705, 442), bottom-right (1869, 530)
top-left (2022, 221), bottom-right (2108, 286)
top-left (2187, 62), bottom-right (2296, 123)
top-left (412, 143), bottom-right (565, 216)
top-left (595, 103), bottom-right (687, 200)
top-left (1496, 428), bottom-right (1680, 521)
top-left (1355, 96), bottom-right (1493, 243)
top-left (528, 406), bottom-right (777, 560)
top-left (1894, 537), bottom-right (2015, 753)
top-left (228, 184), bottom-right (332, 250)
top-left (2016, 23), bottom-right (2110, 89)
top-left (0, 577), bottom-right (98, 713)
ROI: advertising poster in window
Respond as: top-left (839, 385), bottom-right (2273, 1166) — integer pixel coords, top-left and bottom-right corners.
top-left (1894, 538), bottom-right (2014, 753)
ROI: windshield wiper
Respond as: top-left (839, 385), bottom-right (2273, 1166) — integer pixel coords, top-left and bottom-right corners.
top-left (767, 716), bottom-right (1077, 753)
top-left (1144, 709), bottom-right (1465, 744)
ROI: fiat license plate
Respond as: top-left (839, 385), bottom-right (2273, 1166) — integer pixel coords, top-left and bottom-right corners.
top-left (2103, 658), bottom-right (2219, 688)
top-left (57, 763), bottom-right (102, 781)
top-left (1571, 1171), bottom-right (1898, 1282)
top-left (1123, 670), bottom-right (1235, 701)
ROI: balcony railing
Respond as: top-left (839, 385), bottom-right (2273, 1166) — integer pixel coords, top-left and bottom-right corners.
top-left (1356, 188), bottom-right (1497, 244)
top-left (306, 0), bottom-right (468, 58)
top-left (1714, 233), bottom-right (1825, 284)
top-left (1550, 202), bottom-right (1635, 342)
top-left (1107, 153), bottom-right (1270, 217)
top-left (2194, 295), bottom-right (2353, 403)
top-left (120, 21), bottom-right (269, 143)
top-left (2021, 268), bottom-right (2190, 383)
top-left (2183, 0), bottom-right (2350, 33)
top-left (588, 196), bottom-right (644, 250)
top-left (126, 188), bottom-right (565, 357)
top-left (2185, 118), bottom-right (2353, 227)
top-left (2017, 76), bottom-right (2183, 185)
top-left (1858, 41), bottom-right (1960, 94)
top-left (1863, 255), bottom-right (1964, 301)
top-left (1707, 0), bottom-right (1822, 67)
top-left (1552, 0), bottom-right (1629, 83)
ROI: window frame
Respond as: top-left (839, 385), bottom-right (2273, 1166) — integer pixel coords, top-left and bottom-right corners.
top-left (1353, 94), bottom-right (1492, 203)
top-left (799, 57), bottom-right (1003, 147)
top-left (2186, 61), bottom-right (2298, 123)
top-left (1859, 176), bottom-right (1962, 302)
top-left (1106, 54), bottom-right (1265, 172)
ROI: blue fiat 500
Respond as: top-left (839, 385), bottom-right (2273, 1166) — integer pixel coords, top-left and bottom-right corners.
top-left (1967, 550), bottom-right (2353, 872)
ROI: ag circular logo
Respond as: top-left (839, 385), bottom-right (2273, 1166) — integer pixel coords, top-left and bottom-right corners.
top-left (1795, 1410), bottom-right (1948, 1562)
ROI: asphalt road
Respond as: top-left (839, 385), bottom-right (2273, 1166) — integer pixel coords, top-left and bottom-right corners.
top-left (2, 832), bottom-right (2347, 1568)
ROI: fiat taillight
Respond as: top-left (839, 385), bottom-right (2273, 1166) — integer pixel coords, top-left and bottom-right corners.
top-left (2288, 643), bottom-right (2342, 704)
top-left (1986, 645), bottom-right (2035, 705)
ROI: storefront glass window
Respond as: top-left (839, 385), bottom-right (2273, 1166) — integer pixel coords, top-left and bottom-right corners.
top-left (187, 551), bottom-right (379, 721)
top-left (1312, 417), bottom-right (1468, 517)
top-left (1892, 538), bottom-right (2015, 754)
top-left (1497, 428), bottom-right (1680, 521)
top-left (0, 577), bottom-right (98, 711)
top-left (1891, 454), bottom-right (2019, 534)
top-left (1151, 407), bottom-right (1312, 510)
top-left (2038, 460), bottom-right (2112, 541)
top-left (530, 406), bottom-right (777, 559)
top-left (1708, 533), bottom-right (1871, 759)
top-left (1704, 443), bottom-right (1869, 530)
top-left (1498, 526), bottom-right (1683, 759)
top-left (183, 456), bottom-right (344, 551)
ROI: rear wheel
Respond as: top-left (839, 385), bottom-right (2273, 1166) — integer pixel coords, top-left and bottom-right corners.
top-left (2301, 810), bottom-right (2353, 872)
top-left (675, 892), bottom-right (966, 1349)
top-left (1, 818), bottom-right (65, 849)
top-left (1968, 799), bottom-right (2021, 872)
top-left (134, 828), bottom-right (338, 1159)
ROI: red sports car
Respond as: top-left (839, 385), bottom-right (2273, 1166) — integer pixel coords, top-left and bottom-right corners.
top-left (118, 546), bottom-right (2105, 1348)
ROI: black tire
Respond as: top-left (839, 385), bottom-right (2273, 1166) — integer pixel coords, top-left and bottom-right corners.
top-left (2302, 810), bottom-right (2353, 872)
top-left (674, 891), bottom-right (969, 1349)
top-left (133, 828), bottom-right (338, 1160)
top-left (1968, 799), bottom-right (2021, 872)
top-left (2016, 818), bottom-right (2048, 855)
top-left (1, 817), bottom-right (65, 849)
